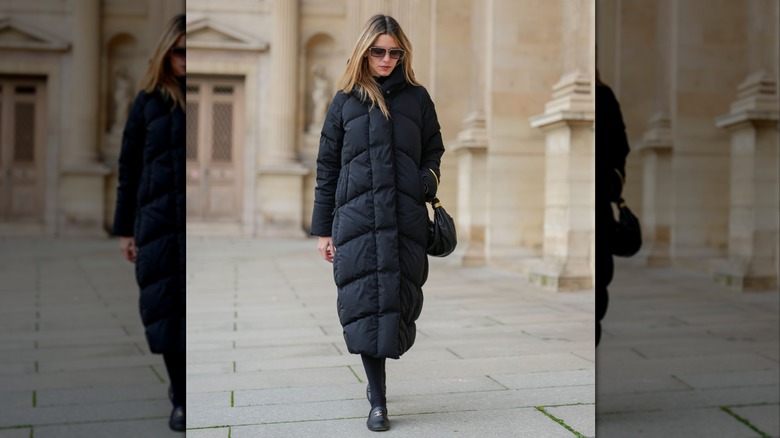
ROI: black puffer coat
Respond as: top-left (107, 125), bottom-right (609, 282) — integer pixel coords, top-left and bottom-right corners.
top-left (311, 67), bottom-right (444, 359)
top-left (113, 83), bottom-right (185, 354)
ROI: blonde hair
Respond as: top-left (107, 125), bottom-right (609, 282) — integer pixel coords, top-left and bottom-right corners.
top-left (338, 14), bottom-right (420, 118)
top-left (140, 14), bottom-right (185, 110)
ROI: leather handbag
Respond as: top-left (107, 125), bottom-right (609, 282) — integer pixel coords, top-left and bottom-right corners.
top-left (612, 198), bottom-right (642, 257)
top-left (427, 197), bottom-right (457, 257)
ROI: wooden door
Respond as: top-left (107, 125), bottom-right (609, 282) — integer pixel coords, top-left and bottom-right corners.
top-left (186, 77), bottom-right (243, 222)
top-left (0, 77), bottom-right (45, 221)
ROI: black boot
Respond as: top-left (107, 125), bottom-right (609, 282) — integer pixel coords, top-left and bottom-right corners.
top-left (169, 405), bottom-right (185, 432)
top-left (366, 406), bottom-right (390, 431)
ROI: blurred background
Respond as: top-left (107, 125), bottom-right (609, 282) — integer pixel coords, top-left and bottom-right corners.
top-left (596, 0), bottom-right (779, 436)
top-left (0, 0), bottom-right (184, 236)
top-left (1, 0), bottom-right (186, 435)
top-left (185, 0), bottom-right (597, 292)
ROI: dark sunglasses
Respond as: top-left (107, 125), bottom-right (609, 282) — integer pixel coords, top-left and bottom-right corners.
top-left (170, 47), bottom-right (186, 57)
top-left (368, 47), bottom-right (405, 59)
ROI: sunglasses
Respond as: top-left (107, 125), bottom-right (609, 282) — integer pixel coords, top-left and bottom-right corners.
top-left (170, 47), bottom-right (186, 57)
top-left (368, 47), bottom-right (405, 59)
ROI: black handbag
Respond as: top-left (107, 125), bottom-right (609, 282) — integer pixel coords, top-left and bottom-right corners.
top-left (612, 198), bottom-right (642, 257)
top-left (427, 197), bottom-right (457, 257)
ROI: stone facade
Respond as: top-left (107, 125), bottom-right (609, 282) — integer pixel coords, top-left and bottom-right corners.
top-left (597, 0), bottom-right (779, 291)
top-left (0, 0), bottom-right (185, 236)
top-left (1, 0), bottom-right (595, 291)
top-left (186, 0), bottom-right (595, 291)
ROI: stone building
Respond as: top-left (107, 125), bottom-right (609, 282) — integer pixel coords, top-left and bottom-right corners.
top-left (186, 0), bottom-right (596, 291)
top-left (0, 0), bottom-right (185, 236)
top-left (597, 0), bottom-right (779, 291)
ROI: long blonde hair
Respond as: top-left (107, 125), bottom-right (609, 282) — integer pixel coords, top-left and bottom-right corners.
top-left (338, 14), bottom-right (420, 118)
top-left (140, 14), bottom-right (185, 110)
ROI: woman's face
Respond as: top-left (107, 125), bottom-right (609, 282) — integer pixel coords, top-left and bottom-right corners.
top-left (365, 34), bottom-right (402, 78)
top-left (169, 35), bottom-right (186, 78)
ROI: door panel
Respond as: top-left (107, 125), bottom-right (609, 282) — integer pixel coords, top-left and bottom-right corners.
top-left (0, 78), bottom-right (45, 221)
top-left (186, 77), bottom-right (243, 222)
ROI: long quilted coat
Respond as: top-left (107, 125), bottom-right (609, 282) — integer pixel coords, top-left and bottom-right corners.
top-left (311, 66), bottom-right (444, 359)
top-left (113, 82), bottom-right (185, 354)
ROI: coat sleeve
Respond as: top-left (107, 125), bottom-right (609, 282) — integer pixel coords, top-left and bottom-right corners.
top-left (311, 92), bottom-right (347, 236)
top-left (112, 91), bottom-right (147, 237)
top-left (419, 88), bottom-right (445, 200)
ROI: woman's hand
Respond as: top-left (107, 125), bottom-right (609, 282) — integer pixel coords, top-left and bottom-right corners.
top-left (318, 236), bottom-right (336, 263)
top-left (119, 236), bottom-right (137, 263)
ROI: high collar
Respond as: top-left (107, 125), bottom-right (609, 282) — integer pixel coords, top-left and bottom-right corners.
top-left (377, 65), bottom-right (408, 97)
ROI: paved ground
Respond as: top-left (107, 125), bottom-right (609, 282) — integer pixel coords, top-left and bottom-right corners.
top-left (186, 237), bottom-right (596, 437)
top-left (4, 237), bottom-right (773, 437)
top-left (598, 259), bottom-right (780, 437)
top-left (0, 238), bottom-right (179, 437)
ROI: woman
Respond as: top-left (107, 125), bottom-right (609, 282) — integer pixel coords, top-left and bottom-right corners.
top-left (311, 14), bottom-right (445, 432)
top-left (595, 69), bottom-right (629, 346)
top-left (113, 14), bottom-right (186, 432)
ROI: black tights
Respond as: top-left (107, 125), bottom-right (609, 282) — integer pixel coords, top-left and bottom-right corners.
top-left (361, 354), bottom-right (386, 408)
top-left (163, 351), bottom-right (185, 408)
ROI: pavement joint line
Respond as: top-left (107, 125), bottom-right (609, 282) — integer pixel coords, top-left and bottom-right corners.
top-left (720, 405), bottom-right (771, 438)
top-left (629, 347), bottom-right (649, 359)
top-left (571, 353), bottom-right (594, 364)
top-left (32, 390), bottom-right (36, 407)
top-left (233, 361), bottom-right (236, 373)
top-left (485, 375), bottom-right (510, 390)
top-left (485, 316), bottom-right (505, 325)
top-left (444, 347), bottom-right (463, 359)
top-left (33, 396), bottom-right (169, 408)
top-left (598, 398), bottom-right (780, 416)
top-left (0, 416), bottom-right (168, 429)
top-left (535, 406), bottom-right (586, 438)
top-left (149, 365), bottom-right (166, 383)
top-left (231, 391), bottom-right (234, 407)
top-left (331, 343), bottom-right (343, 355)
top-left (669, 374), bottom-right (695, 390)
top-left (347, 365), bottom-right (364, 383)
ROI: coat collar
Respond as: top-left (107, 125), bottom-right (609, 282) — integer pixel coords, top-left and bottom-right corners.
top-left (379, 65), bottom-right (409, 97)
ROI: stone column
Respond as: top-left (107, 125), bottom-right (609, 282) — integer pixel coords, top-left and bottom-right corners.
top-left (713, 74), bottom-right (778, 291)
top-left (636, 0), bottom-right (673, 266)
top-left (451, 113), bottom-right (488, 266)
top-left (637, 112), bottom-right (673, 266)
top-left (258, 0), bottom-right (308, 237)
top-left (450, 0), bottom-right (490, 266)
top-left (267, 0), bottom-right (302, 166)
top-left (528, 0), bottom-right (595, 291)
top-left (60, 0), bottom-right (110, 236)
top-left (667, 0), bottom-right (743, 263)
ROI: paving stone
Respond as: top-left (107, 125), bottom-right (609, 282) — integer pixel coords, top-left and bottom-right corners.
top-left (32, 417), bottom-right (175, 438)
top-left (675, 369), bottom-right (780, 390)
top-left (544, 403), bottom-right (596, 437)
top-left (233, 376), bottom-right (504, 407)
top-left (37, 383), bottom-right (168, 407)
top-left (729, 404), bottom-right (780, 437)
top-left (491, 369), bottom-right (595, 390)
top-left (185, 427), bottom-right (230, 438)
top-left (186, 366), bottom-right (362, 392)
top-left (0, 428), bottom-right (31, 438)
top-left (0, 399), bottom-right (171, 428)
top-left (230, 407), bottom-right (575, 438)
top-left (0, 391), bottom-right (33, 410)
top-left (597, 407), bottom-right (762, 438)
